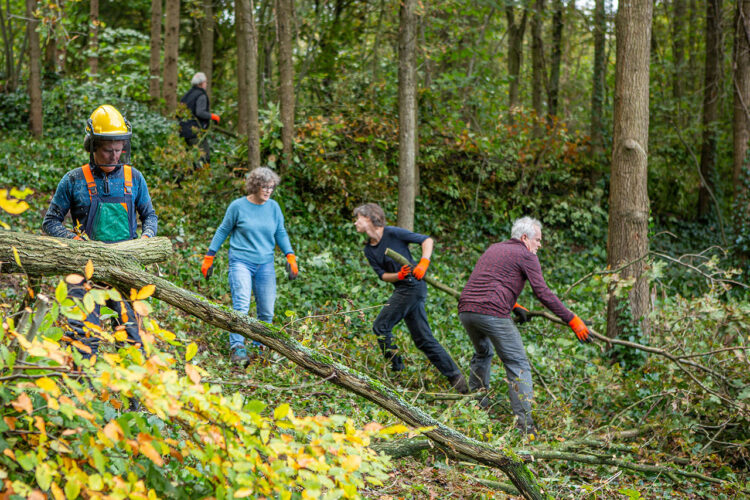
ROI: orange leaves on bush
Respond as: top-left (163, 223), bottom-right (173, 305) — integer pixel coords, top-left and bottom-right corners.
top-left (103, 420), bottom-right (124, 441)
top-left (11, 393), bottom-right (33, 415)
top-left (137, 433), bottom-right (164, 466)
top-left (185, 364), bottom-right (201, 384)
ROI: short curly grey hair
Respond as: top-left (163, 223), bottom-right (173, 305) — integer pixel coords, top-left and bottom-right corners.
top-left (511, 216), bottom-right (542, 240)
top-left (353, 203), bottom-right (386, 227)
top-left (191, 72), bottom-right (207, 86)
top-left (245, 167), bottom-right (281, 195)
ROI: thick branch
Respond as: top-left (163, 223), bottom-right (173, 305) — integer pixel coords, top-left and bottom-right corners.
top-left (0, 231), bottom-right (550, 500)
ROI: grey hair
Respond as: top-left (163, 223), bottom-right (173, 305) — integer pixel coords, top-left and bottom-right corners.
top-left (511, 216), bottom-right (542, 240)
top-left (245, 167), bottom-right (281, 194)
top-left (191, 72), bottom-right (207, 86)
top-left (353, 203), bottom-right (386, 227)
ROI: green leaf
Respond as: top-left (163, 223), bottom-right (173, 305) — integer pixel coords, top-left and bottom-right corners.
top-left (55, 280), bottom-right (68, 304)
top-left (185, 342), bottom-right (198, 362)
top-left (35, 462), bottom-right (53, 491)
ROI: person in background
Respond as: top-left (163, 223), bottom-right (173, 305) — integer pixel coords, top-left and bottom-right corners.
top-left (179, 71), bottom-right (220, 166)
top-left (458, 216), bottom-right (591, 439)
top-left (201, 167), bottom-right (298, 364)
top-left (42, 104), bottom-right (158, 357)
top-left (353, 202), bottom-right (468, 394)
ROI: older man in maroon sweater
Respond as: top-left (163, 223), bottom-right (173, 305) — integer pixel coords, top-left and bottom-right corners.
top-left (458, 216), bottom-right (591, 436)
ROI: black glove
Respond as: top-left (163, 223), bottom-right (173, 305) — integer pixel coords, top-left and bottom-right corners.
top-left (512, 303), bottom-right (531, 324)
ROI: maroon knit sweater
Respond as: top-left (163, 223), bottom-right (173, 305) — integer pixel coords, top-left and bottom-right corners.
top-left (458, 238), bottom-right (575, 322)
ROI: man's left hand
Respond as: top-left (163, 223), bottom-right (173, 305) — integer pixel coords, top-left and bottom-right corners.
top-left (412, 258), bottom-right (430, 280)
top-left (286, 254), bottom-right (298, 280)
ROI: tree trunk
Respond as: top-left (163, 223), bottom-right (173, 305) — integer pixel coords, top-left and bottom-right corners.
top-left (547, 0), bottom-right (563, 122)
top-left (88, 0), bottom-right (98, 78)
top-left (697, 0), bottom-right (723, 219)
top-left (276, 0), bottom-right (295, 171)
top-left (606, 0), bottom-right (652, 340)
top-left (397, 0), bottom-right (417, 231)
top-left (25, 0), bottom-right (42, 138)
top-left (149, 0), bottom-right (162, 107)
top-left (530, 0), bottom-right (545, 135)
top-left (506, 3), bottom-right (529, 121)
top-left (163, 0), bottom-right (180, 115)
top-left (733, 0), bottom-right (750, 200)
top-left (236, 0), bottom-right (249, 136)
top-left (590, 0), bottom-right (606, 153)
top-left (199, 0), bottom-right (214, 95)
top-left (0, 3), bottom-right (14, 90)
top-left (672, 0), bottom-right (686, 122)
top-left (242, 0), bottom-right (261, 169)
top-left (0, 231), bottom-right (551, 500)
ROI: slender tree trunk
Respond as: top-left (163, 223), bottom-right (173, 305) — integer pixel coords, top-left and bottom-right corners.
top-left (733, 0), bottom-right (750, 200)
top-left (547, 0), bottom-right (563, 122)
top-left (242, 0), bottom-right (261, 169)
top-left (397, 0), bottom-right (417, 231)
top-left (531, 0), bottom-right (545, 134)
top-left (88, 0), bottom-right (98, 78)
top-left (672, 0), bottom-right (685, 123)
top-left (688, 0), bottom-right (699, 93)
top-left (606, 0), bottom-right (652, 339)
top-left (149, 0), bottom-right (162, 107)
top-left (163, 0), bottom-right (180, 115)
top-left (591, 0), bottom-right (606, 153)
top-left (25, 0), bottom-right (42, 137)
top-left (236, 0), bottom-right (249, 136)
top-left (199, 0), bottom-right (214, 95)
top-left (0, 3), bottom-right (14, 90)
top-left (276, 0), bottom-right (295, 171)
top-left (697, 0), bottom-right (723, 219)
top-left (506, 3), bottom-right (529, 121)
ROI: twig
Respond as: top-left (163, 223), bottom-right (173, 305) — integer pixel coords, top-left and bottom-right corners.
top-left (203, 373), bottom-right (337, 391)
top-left (582, 470), bottom-right (622, 498)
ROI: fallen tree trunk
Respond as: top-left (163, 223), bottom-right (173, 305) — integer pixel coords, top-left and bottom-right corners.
top-left (0, 231), bottom-right (551, 500)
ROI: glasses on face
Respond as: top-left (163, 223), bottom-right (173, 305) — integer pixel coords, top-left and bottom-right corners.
top-left (261, 185), bottom-right (275, 192)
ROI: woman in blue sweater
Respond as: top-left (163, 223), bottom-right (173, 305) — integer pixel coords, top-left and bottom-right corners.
top-left (201, 167), bottom-right (298, 363)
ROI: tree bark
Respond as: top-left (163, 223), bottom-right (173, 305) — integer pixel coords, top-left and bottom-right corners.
top-left (0, 231), bottom-right (551, 500)
top-left (590, 0), bottom-right (606, 153)
top-left (236, 0), bottom-right (249, 136)
top-left (506, 2), bottom-right (529, 121)
top-left (276, 0), bottom-right (295, 171)
top-left (606, 0), bottom-right (652, 339)
top-left (25, 0), bottom-right (42, 138)
top-left (199, 0), bottom-right (214, 95)
top-left (163, 0), bottom-right (180, 115)
top-left (241, 0), bottom-right (261, 169)
top-left (733, 0), bottom-right (750, 201)
top-left (547, 0), bottom-right (564, 123)
top-left (672, 0), bottom-right (686, 122)
top-left (88, 0), bottom-right (99, 79)
top-left (698, 0), bottom-right (723, 219)
top-left (530, 0), bottom-right (545, 135)
top-left (397, 0), bottom-right (418, 231)
top-left (149, 0), bottom-right (162, 107)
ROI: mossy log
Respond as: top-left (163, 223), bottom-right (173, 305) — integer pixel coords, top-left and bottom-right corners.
top-left (0, 231), bottom-right (551, 500)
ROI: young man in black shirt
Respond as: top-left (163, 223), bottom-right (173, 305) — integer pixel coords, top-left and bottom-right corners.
top-left (353, 203), bottom-right (468, 393)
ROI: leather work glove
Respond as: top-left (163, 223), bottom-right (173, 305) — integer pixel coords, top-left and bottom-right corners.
top-left (397, 265), bottom-right (412, 280)
top-left (211, 113), bottom-right (220, 123)
top-left (285, 254), bottom-right (298, 280)
top-left (512, 303), bottom-right (531, 324)
top-left (201, 255), bottom-right (215, 280)
top-left (568, 315), bottom-right (591, 343)
top-left (412, 258), bottom-right (430, 280)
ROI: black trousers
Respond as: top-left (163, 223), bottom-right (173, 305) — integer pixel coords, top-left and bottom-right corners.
top-left (372, 282), bottom-right (461, 378)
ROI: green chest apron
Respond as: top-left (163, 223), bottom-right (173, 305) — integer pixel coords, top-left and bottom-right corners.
top-left (81, 164), bottom-right (137, 243)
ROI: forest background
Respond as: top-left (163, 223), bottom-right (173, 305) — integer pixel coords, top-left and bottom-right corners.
top-left (0, 0), bottom-right (749, 497)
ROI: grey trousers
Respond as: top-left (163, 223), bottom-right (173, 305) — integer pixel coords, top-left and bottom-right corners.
top-left (459, 312), bottom-right (534, 429)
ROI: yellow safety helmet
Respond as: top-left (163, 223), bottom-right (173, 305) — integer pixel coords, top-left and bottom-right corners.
top-left (84, 105), bottom-right (132, 152)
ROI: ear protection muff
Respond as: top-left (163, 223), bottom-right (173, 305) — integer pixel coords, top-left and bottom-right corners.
top-left (84, 134), bottom-right (93, 152)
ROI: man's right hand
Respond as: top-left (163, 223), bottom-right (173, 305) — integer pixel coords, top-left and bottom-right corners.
top-left (397, 265), bottom-right (412, 280)
top-left (211, 113), bottom-right (220, 123)
top-left (512, 303), bottom-right (531, 324)
top-left (201, 255), bottom-right (215, 279)
top-left (568, 315), bottom-right (591, 343)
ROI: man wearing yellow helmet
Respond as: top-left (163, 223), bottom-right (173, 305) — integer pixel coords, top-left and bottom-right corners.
top-left (42, 104), bottom-right (158, 357)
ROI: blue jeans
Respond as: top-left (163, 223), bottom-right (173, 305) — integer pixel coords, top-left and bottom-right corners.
top-left (459, 312), bottom-right (534, 430)
top-left (228, 258), bottom-right (276, 349)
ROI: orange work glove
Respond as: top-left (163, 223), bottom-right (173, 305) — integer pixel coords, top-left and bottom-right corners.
top-left (568, 315), bottom-right (591, 343)
top-left (397, 265), bottom-right (412, 280)
top-left (412, 258), bottom-right (430, 280)
top-left (512, 303), bottom-right (530, 324)
top-left (201, 255), bottom-right (215, 279)
top-left (286, 254), bottom-right (298, 280)
top-left (211, 113), bottom-right (220, 123)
